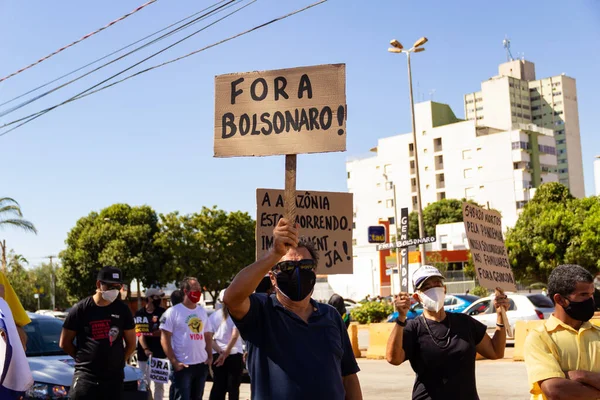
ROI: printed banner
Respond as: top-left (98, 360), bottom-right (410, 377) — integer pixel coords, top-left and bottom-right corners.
top-left (149, 356), bottom-right (170, 384)
top-left (256, 189), bottom-right (353, 274)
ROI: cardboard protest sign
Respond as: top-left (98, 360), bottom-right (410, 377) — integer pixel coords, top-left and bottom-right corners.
top-left (214, 64), bottom-right (346, 157)
top-left (256, 189), bottom-right (353, 274)
top-left (462, 203), bottom-right (516, 292)
top-left (149, 356), bottom-right (170, 384)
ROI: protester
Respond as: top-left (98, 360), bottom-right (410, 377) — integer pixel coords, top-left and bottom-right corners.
top-left (0, 285), bottom-right (33, 398)
top-left (524, 264), bottom-right (600, 399)
top-left (224, 218), bottom-right (362, 400)
top-left (170, 289), bottom-right (184, 306)
top-left (59, 266), bottom-right (136, 399)
top-left (134, 287), bottom-right (166, 400)
top-left (386, 265), bottom-right (509, 399)
top-left (160, 277), bottom-right (213, 400)
top-left (207, 291), bottom-right (244, 400)
top-left (328, 293), bottom-right (350, 329)
top-left (0, 272), bottom-right (29, 350)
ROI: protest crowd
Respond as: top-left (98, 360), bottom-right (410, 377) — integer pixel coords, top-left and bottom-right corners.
top-left (0, 218), bottom-right (597, 400)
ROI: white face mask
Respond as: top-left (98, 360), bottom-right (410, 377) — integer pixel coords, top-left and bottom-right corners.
top-left (419, 287), bottom-right (446, 312)
top-left (101, 289), bottom-right (120, 303)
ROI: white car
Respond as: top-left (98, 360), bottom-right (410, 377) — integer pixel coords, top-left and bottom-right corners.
top-left (462, 293), bottom-right (554, 332)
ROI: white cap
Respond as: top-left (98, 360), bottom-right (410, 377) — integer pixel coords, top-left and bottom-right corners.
top-left (412, 265), bottom-right (444, 291)
top-left (145, 287), bottom-right (165, 298)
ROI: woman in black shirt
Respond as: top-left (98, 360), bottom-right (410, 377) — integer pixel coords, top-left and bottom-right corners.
top-left (386, 265), bottom-right (509, 400)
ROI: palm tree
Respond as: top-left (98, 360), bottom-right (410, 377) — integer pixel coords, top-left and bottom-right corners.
top-left (0, 197), bottom-right (37, 233)
top-left (1, 197), bottom-right (37, 271)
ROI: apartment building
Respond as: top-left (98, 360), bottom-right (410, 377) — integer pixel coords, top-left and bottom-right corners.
top-left (329, 101), bottom-right (558, 297)
top-left (464, 59), bottom-right (584, 197)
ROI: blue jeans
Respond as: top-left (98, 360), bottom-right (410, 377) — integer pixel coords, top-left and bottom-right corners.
top-left (171, 363), bottom-right (208, 400)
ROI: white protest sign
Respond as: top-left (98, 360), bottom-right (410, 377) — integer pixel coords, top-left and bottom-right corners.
top-left (149, 356), bottom-right (170, 385)
top-left (462, 203), bottom-right (516, 292)
top-left (214, 64), bottom-right (346, 157)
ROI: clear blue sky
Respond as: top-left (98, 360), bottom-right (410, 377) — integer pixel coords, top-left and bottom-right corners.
top-left (1, 0), bottom-right (599, 264)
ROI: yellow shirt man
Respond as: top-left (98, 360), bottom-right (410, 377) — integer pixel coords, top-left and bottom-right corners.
top-left (0, 271), bottom-right (31, 327)
top-left (524, 315), bottom-right (600, 400)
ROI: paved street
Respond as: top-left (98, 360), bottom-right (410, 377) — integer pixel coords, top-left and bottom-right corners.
top-left (158, 358), bottom-right (530, 399)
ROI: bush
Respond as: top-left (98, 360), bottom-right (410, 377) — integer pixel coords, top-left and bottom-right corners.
top-left (471, 285), bottom-right (490, 297)
top-left (350, 301), bottom-right (394, 324)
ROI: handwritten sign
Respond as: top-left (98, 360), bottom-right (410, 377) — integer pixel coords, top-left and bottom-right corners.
top-left (256, 189), bottom-right (353, 274)
top-left (214, 64), bottom-right (346, 157)
top-left (462, 203), bottom-right (516, 292)
top-left (149, 356), bottom-right (170, 384)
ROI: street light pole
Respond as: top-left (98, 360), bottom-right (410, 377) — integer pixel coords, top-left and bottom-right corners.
top-left (389, 37), bottom-right (428, 266)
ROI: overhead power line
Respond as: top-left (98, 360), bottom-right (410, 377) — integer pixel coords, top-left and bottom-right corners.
top-left (0, 0), bottom-right (230, 108)
top-left (0, 0), bottom-right (158, 84)
top-left (0, 0), bottom-right (329, 138)
top-left (0, 0), bottom-right (238, 118)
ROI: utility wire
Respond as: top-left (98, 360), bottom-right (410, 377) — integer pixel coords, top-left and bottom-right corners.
top-left (0, 0), bottom-right (237, 118)
top-left (0, 0), bottom-right (229, 108)
top-left (0, 0), bottom-right (159, 84)
top-left (0, 0), bottom-right (328, 138)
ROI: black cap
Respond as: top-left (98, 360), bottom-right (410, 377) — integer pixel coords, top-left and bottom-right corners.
top-left (97, 266), bottom-right (123, 284)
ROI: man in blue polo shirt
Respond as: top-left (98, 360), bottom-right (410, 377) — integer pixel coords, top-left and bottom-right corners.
top-left (225, 218), bottom-right (362, 400)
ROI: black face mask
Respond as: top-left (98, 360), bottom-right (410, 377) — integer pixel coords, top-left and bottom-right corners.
top-left (564, 297), bottom-right (596, 322)
top-left (275, 267), bottom-right (316, 302)
top-left (152, 299), bottom-right (162, 308)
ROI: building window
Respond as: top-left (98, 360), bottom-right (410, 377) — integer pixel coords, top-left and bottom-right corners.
top-left (434, 138), bottom-right (442, 151)
top-left (423, 148), bottom-right (428, 153)
top-left (386, 199), bottom-right (394, 208)
top-left (388, 217), bottom-right (395, 225)
top-left (409, 143), bottom-right (414, 153)
top-left (531, 106), bottom-right (540, 111)
top-left (560, 178), bottom-right (569, 185)
top-left (479, 185), bottom-right (485, 190)
top-left (464, 168), bottom-right (473, 178)
top-left (476, 107), bottom-right (483, 111)
top-left (385, 181), bottom-right (394, 190)
top-left (558, 158), bottom-right (567, 164)
top-left (425, 166), bottom-right (429, 171)
top-left (412, 196), bottom-right (418, 205)
top-left (347, 172), bottom-right (351, 179)
top-left (352, 222), bottom-right (356, 229)
top-left (531, 96), bottom-right (541, 101)
top-left (556, 130), bottom-right (565, 135)
top-left (384, 164), bottom-right (393, 174)
top-left (352, 239), bottom-right (357, 246)
top-left (516, 201), bottom-right (528, 209)
top-left (478, 166), bottom-right (483, 171)
top-left (556, 139), bottom-right (566, 145)
top-left (437, 192), bottom-right (446, 201)
top-left (410, 160), bottom-right (415, 169)
top-left (411, 178), bottom-right (416, 186)
top-left (524, 115), bottom-right (531, 120)
top-left (553, 92), bottom-right (562, 97)
top-left (538, 145), bottom-right (556, 155)
top-left (422, 130), bottom-right (427, 136)
top-left (559, 168), bottom-right (569, 174)
top-left (465, 187), bottom-right (475, 199)
top-left (462, 149), bottom-right (472, 160)
top-left (522, 105), bottom-right (530, 110)
top-left (554, 111), bottom-right (564, 116)
top-left (512, 141), bottom-right (530, 150)
top-left (558, 149), bottom-right (566, 155)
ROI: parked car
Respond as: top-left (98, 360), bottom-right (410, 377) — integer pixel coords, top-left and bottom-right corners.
top-left (462, 293), bottom-right (554, 332)
top-left (387, 294), bottom-right (480, 322)
top-left (24, 312), bottom-right (148, 399)
top-left (35, 309), bottom-right (68, 320)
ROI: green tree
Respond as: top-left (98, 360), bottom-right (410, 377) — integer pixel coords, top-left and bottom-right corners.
top-left (505, 182), bottom-right (600, 283)
top-left (408, 198), bottom-right (482, 239)
top-left (5, 251), bottom-right (36, 310)
top-left (156, 206), bottom-right (255, 302)
top-left (60, 204), bottom-right (166, 302)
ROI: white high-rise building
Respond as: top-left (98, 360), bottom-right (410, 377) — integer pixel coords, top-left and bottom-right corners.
top-left (327, 101), bottom-right (558, 298)
top-left (594, 156), bottom-right (600, 196)
top-left (464, 59), bottom-right (584, 197)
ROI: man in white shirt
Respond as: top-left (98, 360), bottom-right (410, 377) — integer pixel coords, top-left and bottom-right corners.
top-left (160, 277), bottom-right (213, 400)
top-left (207, 292), bottom-right (244, 400)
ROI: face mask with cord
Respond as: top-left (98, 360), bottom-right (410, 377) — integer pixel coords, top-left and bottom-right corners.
top-left (418, 287), bottom-right (446, 312)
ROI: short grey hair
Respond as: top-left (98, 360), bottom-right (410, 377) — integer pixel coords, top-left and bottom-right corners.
top-left (547, 264), bottom-right (593, 304)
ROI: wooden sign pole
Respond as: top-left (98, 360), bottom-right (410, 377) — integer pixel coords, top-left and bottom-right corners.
top-left (495, 287), bottom-right (513, 337)
top-left (284, 155), bottom-right (297, 223)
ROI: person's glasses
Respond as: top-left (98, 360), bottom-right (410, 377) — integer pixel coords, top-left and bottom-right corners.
top-left (273, 259), bottom-right (316, 273)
